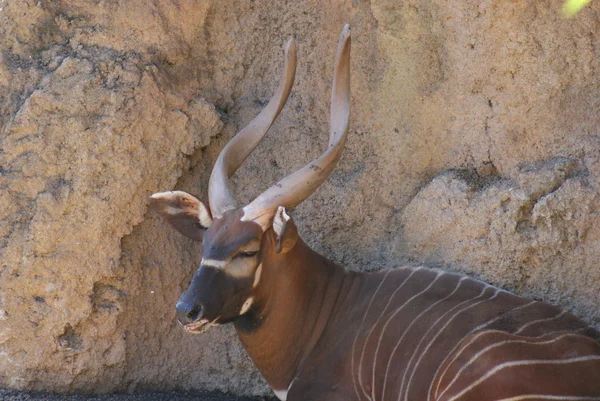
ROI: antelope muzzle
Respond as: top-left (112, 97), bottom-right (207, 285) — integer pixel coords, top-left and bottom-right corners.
top-left (175, 266), bottom-right (224, 333)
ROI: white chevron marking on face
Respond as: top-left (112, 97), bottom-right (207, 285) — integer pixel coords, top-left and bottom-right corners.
top-left (201, 258), bottom-right (226, 269)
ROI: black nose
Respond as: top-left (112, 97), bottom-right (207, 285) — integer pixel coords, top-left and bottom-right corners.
top-left (176, 301), bottom-right (204, 325)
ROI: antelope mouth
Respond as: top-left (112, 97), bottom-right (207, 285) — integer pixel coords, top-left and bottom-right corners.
top-left (184, 319), bottom-right (217, 334)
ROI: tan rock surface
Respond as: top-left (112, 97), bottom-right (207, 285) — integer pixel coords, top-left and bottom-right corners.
top-left (1, 0), bottom-right (599, 397)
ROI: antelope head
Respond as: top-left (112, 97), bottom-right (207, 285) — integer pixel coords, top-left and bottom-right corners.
top-left (149, 26), bottom-right (351, 334)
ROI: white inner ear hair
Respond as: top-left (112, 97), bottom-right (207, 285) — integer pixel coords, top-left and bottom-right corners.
top-left (149, 191), bottom-right (174, 201)
top-left (197, 202), bottom-right (213, 228)
top-left (201, 258), bottom-right (226, 269)
top-left (273, 206), bottom-right (290, 239)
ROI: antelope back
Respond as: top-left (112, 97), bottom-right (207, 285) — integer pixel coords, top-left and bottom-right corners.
top-left (285, 266), bottom-right (600, 401)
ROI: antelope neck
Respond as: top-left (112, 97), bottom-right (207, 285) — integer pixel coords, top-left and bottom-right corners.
top-left (233, 237), bottom-right (354, 393)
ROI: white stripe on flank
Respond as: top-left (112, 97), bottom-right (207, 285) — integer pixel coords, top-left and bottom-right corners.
top-left (425, 286), bottom-right (497, 401)
top-left (394, 276), bottom-right (468, 401)
top-left (494, 396), bottom-right (600, 401)
top-left (437, 333), bottom-right (580, 401)
top-left (513, 310), bottom-right (567, 335)
top-left (404, 290), bottom-right (491, 397)
top-left (446, 356), bottom-right (600, 401)
top-left (201, 258), bottom-right (226, 268)
top-left (372, 271), bottom-right (443, 401)
top-left (427, 329), bottom-right (499, 397)
top-left (470, 299), bottom-right (538, 333)
top-left (411, 286), bottom-right (513, 401)
top-left (357, 268), bottom-right (421, 400)
top-left (430, 292), bottom-right (534, 399)
top-left (352, 268), bottom-right (394, 401)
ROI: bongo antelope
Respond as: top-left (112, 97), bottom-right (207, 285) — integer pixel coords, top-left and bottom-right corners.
top-left (149, 25), bottom-right (600, 401)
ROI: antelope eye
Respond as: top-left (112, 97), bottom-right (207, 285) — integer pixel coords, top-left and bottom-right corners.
top-left (240, 250), bottom-right (258, 258)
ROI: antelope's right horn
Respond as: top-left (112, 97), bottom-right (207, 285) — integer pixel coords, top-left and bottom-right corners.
top-left (241, 25), bottom-right (351, 229)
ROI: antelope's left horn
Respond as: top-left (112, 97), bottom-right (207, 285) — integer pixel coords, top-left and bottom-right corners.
top-left (208, 38), bottom-right (298, 218)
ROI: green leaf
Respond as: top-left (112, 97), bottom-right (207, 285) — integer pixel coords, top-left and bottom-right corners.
top-left (562, 0), bottom-right (592, 17)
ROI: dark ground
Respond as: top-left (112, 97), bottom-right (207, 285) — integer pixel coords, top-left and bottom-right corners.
top-left (0, 390), bottom-right (276, 401)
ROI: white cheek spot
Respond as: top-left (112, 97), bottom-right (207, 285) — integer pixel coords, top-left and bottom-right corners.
top-left (201, 258), bottom-right (226, 269)
top-left (273, 389), bottom-right (288, 401)
top-left (239, 297), bottom-right (254, 316)
top-left (253, 263), bottom-right (263, 288)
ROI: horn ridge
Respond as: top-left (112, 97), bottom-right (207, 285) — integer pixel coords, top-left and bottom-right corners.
top-left (242, 25), bottom-right (351, 229)
top-left (208, 38), bottom-right (298, 218)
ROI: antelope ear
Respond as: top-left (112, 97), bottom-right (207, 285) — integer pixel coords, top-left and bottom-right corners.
top-left (272, 206), bottom-right (298, 254)
top-left (149, 191), bottom-right (212, 241)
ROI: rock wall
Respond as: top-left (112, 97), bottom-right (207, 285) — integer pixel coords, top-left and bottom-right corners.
top-left (1, 0), bottom-right (599, 396)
